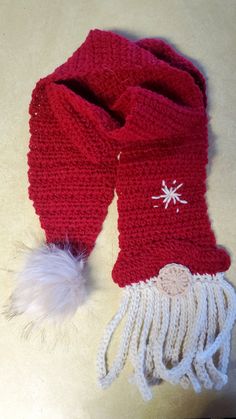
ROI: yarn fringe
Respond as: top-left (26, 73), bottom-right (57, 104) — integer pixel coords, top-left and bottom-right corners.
top-left (97, 273), bottom-right (236, 400)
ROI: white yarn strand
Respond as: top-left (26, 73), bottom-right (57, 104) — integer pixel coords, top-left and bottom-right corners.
top-left (172, 297), bottom-right (187, 366)
top-left (158, 284), bottom-right (207, 384)
top-left (196, 277), bottom-right (236, 362)
top-left (97, 287), bottom-right (141, 389)
top-left (96, 288), bottom-right (131, 380)
top-left (204, 282), bottom-right (228, 388)
top-left (145, 288), bottom-right (161, 383)
top-left (193, 283), bottom-right (213, 389)
top-left (134, 287), bottom-right (155, 400)
top-left (97, 273), bottom-right (236, 400)
top-left (165, 296), bottom-right (181, 362)
top-left (179, 293), bottom-right (201, 392)
top-left (129, 285), bottom-right (147, 367)
top-left (213, 285), bottom-right (230, 376)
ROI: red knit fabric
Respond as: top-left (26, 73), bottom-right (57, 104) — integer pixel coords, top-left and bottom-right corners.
top-left (28, 28), bottom-right (231, 286)
top-left (28, 79), bottom-right (118, 255)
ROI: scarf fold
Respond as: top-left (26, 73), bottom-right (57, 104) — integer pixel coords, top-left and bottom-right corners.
top-left (5, 29), bottom-right (235, 400)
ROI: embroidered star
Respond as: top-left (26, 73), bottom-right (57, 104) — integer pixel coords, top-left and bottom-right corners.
top-left (152, 180), bottom-right (188, 212)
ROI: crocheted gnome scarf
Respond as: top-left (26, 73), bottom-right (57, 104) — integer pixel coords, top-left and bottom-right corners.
top-left (7, 28), bottom-right (236, 400)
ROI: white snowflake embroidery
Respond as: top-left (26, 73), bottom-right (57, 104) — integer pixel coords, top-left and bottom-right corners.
top-left (152, 180), bottom-right (188, 213)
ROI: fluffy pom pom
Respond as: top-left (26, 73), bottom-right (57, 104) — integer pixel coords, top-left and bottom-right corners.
top-left (5, 243), bottom-right (88, 324)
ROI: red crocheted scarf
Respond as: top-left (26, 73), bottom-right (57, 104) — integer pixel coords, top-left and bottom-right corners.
top-left (6, 29), bottom-right (235, 400)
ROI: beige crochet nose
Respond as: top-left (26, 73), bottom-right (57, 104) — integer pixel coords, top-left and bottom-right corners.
top-left (156, 263), bottom-right (193, 296)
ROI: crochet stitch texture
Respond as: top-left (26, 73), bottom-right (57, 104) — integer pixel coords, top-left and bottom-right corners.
top-left (28, 28), bottom-right (230, 287)
top-left (7, 28), bottom-right (235, 400)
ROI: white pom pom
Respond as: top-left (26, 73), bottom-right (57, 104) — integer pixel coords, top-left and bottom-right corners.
top-left (5, 243), bottom-right (88, 324)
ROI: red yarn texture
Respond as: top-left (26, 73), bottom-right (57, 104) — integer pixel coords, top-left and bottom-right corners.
top-left (28, 28), bottom-right (230, 287)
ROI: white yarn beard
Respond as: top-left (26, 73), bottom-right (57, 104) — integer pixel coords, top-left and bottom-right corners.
top-left (3, 242), bottom-right (236, 400)
top-left (97, 274), bottom-right (236, 401)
